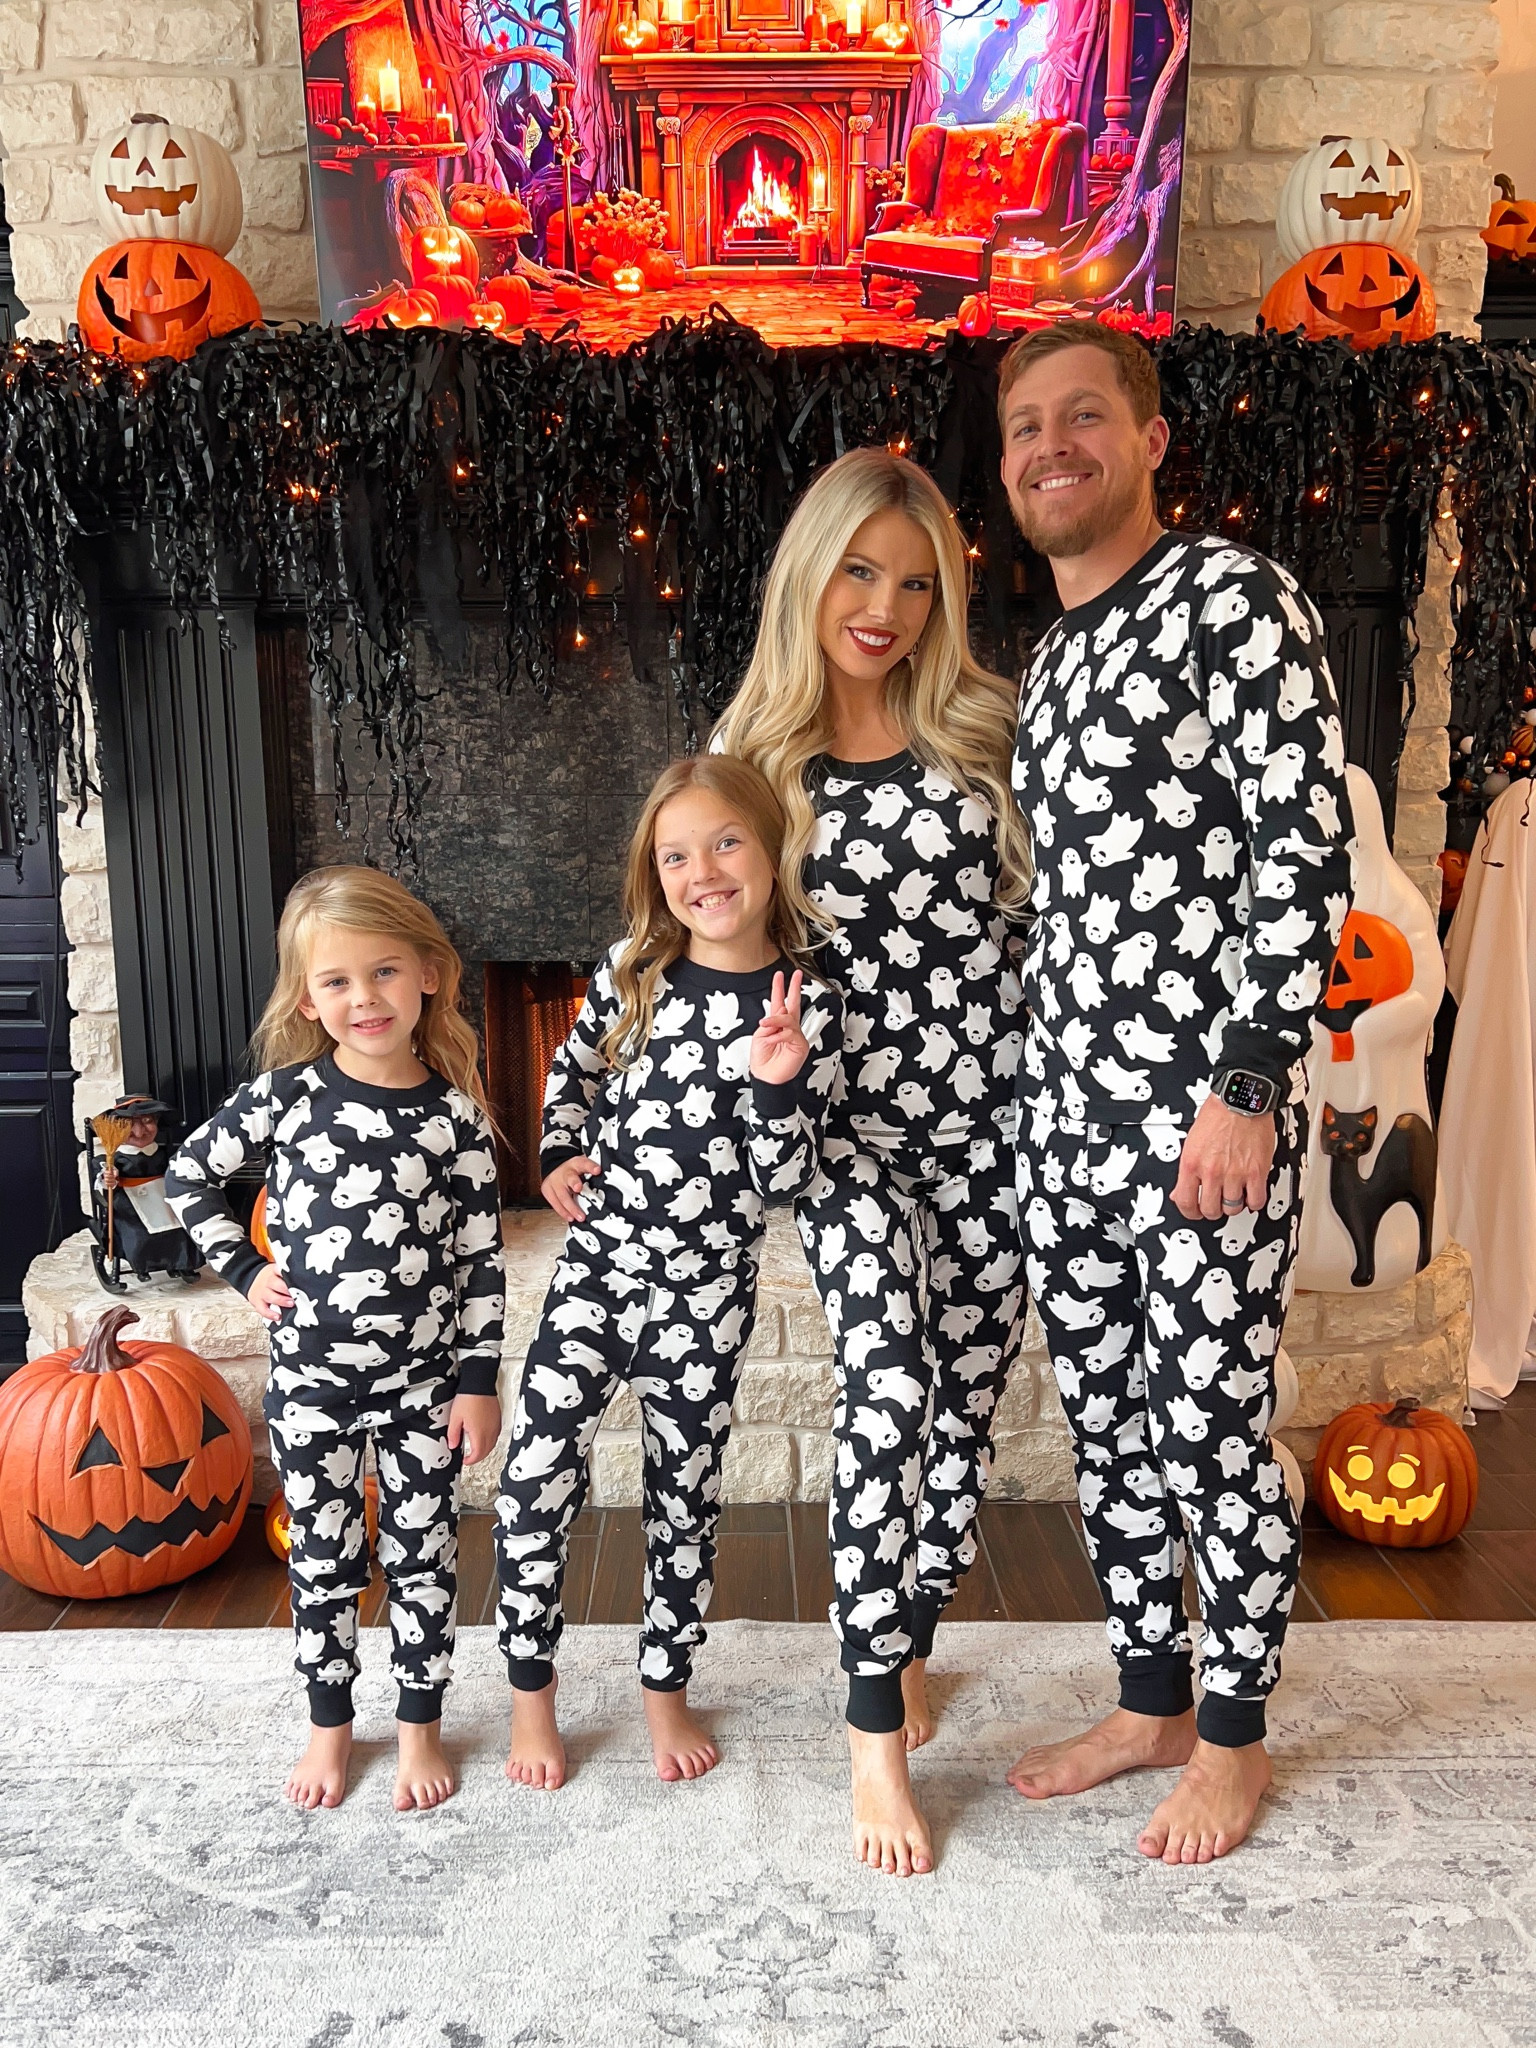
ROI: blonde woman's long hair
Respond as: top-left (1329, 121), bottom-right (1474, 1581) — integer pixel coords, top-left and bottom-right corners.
top-left (712, 447), bottom-right (1030, 912)
top-left (603, 756), bottom-right (818, 1069)
top-left (252, 865), bottom-right (489, 1115)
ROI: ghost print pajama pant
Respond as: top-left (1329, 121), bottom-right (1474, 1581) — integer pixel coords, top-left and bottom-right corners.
top-left (263, 1370), bottom-right (462, 1727)
top-left (1017, 1105), bottom-right (1309, 1746)
top-left (795, 1131), bottom-right (1025, 1733)
top-left (495, 1222), bottom-right (759, 1693)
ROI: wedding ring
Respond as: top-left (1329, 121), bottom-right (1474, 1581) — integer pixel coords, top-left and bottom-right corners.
top-left (1221, 1197), bottom-right (1244, 1212)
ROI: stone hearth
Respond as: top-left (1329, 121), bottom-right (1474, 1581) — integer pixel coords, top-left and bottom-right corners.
top-left (25, 1214), bottom-right (1471, 1510)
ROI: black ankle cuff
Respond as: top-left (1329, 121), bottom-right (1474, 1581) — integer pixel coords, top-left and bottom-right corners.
top-left (307, 1679), bottom-right (354, 1728)
top-left (396, 1683), bottom-right (445, 1725)
top-left (1117, 1653), bottom-right (1195, 1721)
top-left (508, 1657), bottom-right (555, 1693)
top-left (909, 1592), bottom-right (943, 1662)
top-left (1197, 1693), bottom-right (1267, 1748)
top-left (846, 1671), bottom-right (905, 1735)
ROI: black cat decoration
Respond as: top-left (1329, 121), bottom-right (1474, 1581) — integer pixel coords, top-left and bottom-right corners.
top-left (1319, 1104), bottom-right (1438, 1288)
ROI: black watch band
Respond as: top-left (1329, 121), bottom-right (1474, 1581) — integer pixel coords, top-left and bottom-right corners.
top-left (1212, 1068), bottom-right (1280, 1117)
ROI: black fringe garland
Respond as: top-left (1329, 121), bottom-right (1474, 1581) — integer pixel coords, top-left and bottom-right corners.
top-left (1, 318), bottom-right (1531, 868)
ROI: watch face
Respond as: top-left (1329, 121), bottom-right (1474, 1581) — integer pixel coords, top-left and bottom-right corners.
top-left (1221, 1071), bottom-right (1274, 1116)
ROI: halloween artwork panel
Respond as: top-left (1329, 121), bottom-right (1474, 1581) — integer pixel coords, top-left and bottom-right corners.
top-left (294, 0), bottom-right (1192, 347)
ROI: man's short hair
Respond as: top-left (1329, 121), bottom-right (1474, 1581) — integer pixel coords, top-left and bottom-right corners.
top-left (996, 321), bottom-right (1163, 430)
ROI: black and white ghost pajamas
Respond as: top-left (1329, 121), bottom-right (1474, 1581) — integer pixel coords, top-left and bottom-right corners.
top-left (1013, 532), bottom-right (1356, 1745)
top-left (797, 752), bottom-right (1027, 1734)
top-left (166, 1059), bottom-right (504, 1727)
top-left (495, 953), bottom-right (841, 1694)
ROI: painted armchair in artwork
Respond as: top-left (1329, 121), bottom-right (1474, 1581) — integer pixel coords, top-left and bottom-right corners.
top-left (860, 118), bottom-right (1088, 309)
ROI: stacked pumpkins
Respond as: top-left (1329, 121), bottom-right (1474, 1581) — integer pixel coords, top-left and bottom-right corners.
top-left (77, 113), bottom-right (262, 362)
top-left (1259, 136), bottom-right (1436, 348)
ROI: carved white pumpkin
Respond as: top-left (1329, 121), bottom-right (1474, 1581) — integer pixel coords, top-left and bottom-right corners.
top-left (1276, 136), bottom-right (1422, 267)
top-left (91, 112), bottom-right (244, 256)
top-left (1297, 766), bottom-right (1447, 1293)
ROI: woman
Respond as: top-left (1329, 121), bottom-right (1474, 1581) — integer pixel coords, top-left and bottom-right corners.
top-left (714, 448), bottom-right (1031, 1877)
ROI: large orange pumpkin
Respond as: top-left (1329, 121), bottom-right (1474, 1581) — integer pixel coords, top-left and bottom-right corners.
top-left (77, 239), bottom-right (261, 362)
top-left (1259, 242), bottom-right (1436, 348)
top-left (0, 1306), bottom-right (253, 1598)
top-left (1314, 1397), bottom-right (1477, 1548)
top-left (1483, 174), bottom-right (1536, 264)
top-left (483, 272), bottom-right (533, 325)
top-left (249, 1184), bottom-right (272, 1261)
top-left (1318, 907), bottom-right (1415, 1060)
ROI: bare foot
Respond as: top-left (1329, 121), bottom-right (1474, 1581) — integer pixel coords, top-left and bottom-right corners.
top-left (506, 1675), bottom-right (567, 1791)
top-left (848, 1726), bottom-right (933, 1877)
top-left (1137, 1738), bottom-right (1272, 1864)
top-left (285, 1722), bottom-right (352, 1810)
top-left (643, 1686), bottom-right (720, 1782)
top-left (901, 1659), bottom-right (933, 1751)
top-left (1008, 1706), bottom-right (1196, 1800)
top-left (395, 1720), bottom-right (456, 1811)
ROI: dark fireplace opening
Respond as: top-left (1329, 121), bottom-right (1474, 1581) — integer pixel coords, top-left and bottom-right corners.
top-left (715, 137), bottom-right (806, 263)
top-left (484, 962), bottom-right (591, 1204)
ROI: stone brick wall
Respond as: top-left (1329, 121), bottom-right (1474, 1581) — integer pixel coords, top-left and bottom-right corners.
top-left (56, 785), bottom-right (124, 1140)
top-left (0, 0), bottom-right (316, 336)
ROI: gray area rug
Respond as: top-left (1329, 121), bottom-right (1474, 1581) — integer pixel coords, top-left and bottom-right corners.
top-left (2, 1621), bottom-right (1533, 2048)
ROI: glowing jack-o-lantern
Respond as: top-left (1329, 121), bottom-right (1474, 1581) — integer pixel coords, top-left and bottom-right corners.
top-left (0, 1306), bottom-right (253, 1598)
top-left (1318, 908), bottom-right (1415, 1061)
top-left (409, 223), bottom-right (480, 292)
top-left (77, 239), bottom-right (262, 362)
top-left (1276, 135), bottom-right (1422, 267)
top-left (266, 1475), bottom-right (379, 1559)
top-left (1483, 174), bottom-right (1536, 264)
top-left (1314, 1397), bottom-right (1477, 1548)
top-left (611, 263), bottom-right (646, 296)
top-left (91, 111), bottom-right (244, 256)
top-left (1259, 243), bottom-right (1436, 349)
top-left (614, 3), bottom-right (660, 50)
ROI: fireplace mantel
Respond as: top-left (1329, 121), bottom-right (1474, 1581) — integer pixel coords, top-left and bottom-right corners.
top-left (602, 50), bottom-right (918, 269)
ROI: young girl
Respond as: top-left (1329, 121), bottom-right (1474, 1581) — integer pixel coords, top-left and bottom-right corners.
top-left (714, 448), bottom-right (1031, 1878)
top-left (165, 867), bottom-right (504, 1814)
top-left (496, 756), bottom-right (842, 1790)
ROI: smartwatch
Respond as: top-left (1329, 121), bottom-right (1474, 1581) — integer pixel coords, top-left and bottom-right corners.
top-left (1212, 1068), bottom-right (1280, 1118)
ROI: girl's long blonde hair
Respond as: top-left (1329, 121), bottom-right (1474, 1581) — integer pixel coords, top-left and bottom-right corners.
top-left (603, 756), bottom-right (817, 1069)
top-left (712, 448), bottom-right (1030, 911)
top-left (252, 865), bottom-right (489, 1115)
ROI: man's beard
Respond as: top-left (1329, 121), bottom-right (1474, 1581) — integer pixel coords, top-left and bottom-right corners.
top-left (1011, 463), bottom-right (1145, 560)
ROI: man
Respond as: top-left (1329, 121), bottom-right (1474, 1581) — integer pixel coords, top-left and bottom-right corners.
top-left (999, 322), bottom-right (1354, 1862)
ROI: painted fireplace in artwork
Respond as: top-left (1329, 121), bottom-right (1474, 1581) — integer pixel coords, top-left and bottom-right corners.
top-left (296, 0), bottom-right (1192, 339)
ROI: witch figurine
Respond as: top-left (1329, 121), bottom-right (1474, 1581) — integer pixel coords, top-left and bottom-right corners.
top-left (83, 1094), bottom-right (203, 1291)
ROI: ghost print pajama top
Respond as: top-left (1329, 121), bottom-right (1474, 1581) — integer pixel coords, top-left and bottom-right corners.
top-left (166, 1059), bottom-right (505, 1724)
top-left (797, 751), bottom-right (1028, 1732)
top-left (1012, 531), bottom-right (1356, 1745)
top-left (496, 951), bottom-right (842, 1693)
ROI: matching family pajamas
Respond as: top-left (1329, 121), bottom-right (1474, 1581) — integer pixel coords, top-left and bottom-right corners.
top-left (166, 1059), bottom-right (504, 1726)
top-left (1013, 532), bottom-right (1355, 1744)
top-left (496, 953), bottom-right (842, 1694)
top-left (797, 753), bottom-right (1027, 1733)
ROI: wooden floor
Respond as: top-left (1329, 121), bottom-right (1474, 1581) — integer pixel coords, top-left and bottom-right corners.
top-left (5, 1384), bottom-right (1534, 1634)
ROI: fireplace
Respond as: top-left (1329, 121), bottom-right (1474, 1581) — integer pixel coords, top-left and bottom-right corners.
top-left (716, 136), bottom-right (808, 263)
top-left (484, 963), bottom-right (590, 1203)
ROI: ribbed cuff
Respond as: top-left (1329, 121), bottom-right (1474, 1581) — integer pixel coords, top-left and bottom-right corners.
top-left (454, 1357), bottom-right (501, 1398)
top-left (307, 1679), bottom-right (354, 1727)
top-left (909, 1592), bottom-right (943, 1662)
top-left (1117, 1653), bottom-right (1195, 1722)
top-left (639, 1670), bottom-right (690, 1695)
top-left (1196, 1693), bottom-right (1268, 1749)
top-left (751, 1074), bottom-right (806, 1121)
top-left (507, 1657), bottom-right (555, 1693)
top-left (396, 1683), bottom-right (446, 1725)
top-left (846, 1672), bottom-right (905, 1734)
top-left (217, 1243), bottom-right (272, 1298)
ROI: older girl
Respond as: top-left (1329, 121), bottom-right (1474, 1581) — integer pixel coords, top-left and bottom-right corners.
top-left (714, 448), bottom-right (1031, 1878)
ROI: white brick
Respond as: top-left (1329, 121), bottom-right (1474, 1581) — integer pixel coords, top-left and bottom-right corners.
top-left (2, 156), bottom-right (48, 224)
top-left (989, 1427), bottom-right (1077, 1502)
top-left (80, 75), bottom-right (241, 152)
top-left (1320, 3), bottom-right (1500, 74)
top-left (1178, 232), bottom-right (1263, 308)
top-left (785, 1296), bottom-right (833, 1355)
top-left (1398, 727), bottom-right (1448, 794)
top-left (226, 226), bottom-right (318, 315)
top-left (1250, 76), bottom-right (1425, 153)
top-left (1424, 77), bottom-right (1495, 151)
top-left (1193, 1), bottom-right (1311, 68)
top-left (0, 79), bottom-right (78, 149)
top-left (69, 1010), bottom-right (119, 1076)
top-left (54, 797), bottom-right (107, 872)
top-left (721, 1426), bottom-right (794, 1502)
top-left (1393, 791), bottom-right (1448, 859)
top-left (11, 226), bottom-right (101, 309)
top-left (74, 1073), bottom-right (125, 1125)
top-left (994, 1359), bottom-right (1039, 1429)
top-left (745, 1301), bottom-right (782, 1358)
top-left (51, 0), bottom-right (256, 67)
top-left (1421, 228), bottom-right (1488, 298)
top-left (241, 155), bottom-right (308, 234)
top-left (591, 1433), bottom-right (641, 1505)
top-left (1187, 73), bottom-right (1247, 154)
top-left (1418, 158), bottom-right (1498, 231)
top-left (1180, 157), bottom-right (1209, 227)
top-left (734, 1358), bottom-right (835, 1427)
top-left (242, 71), bottom-right (305, 155)
top-left (794, 1428), bottom-right (834, 1500)
top-left (260, 0), bottom-right (299, 67)
top-left (67, 939), bottom-right (117, 1014)
top-left (0, 0), bottom-right (42, 72)
top-left (60, 867), bottom-right (111, 945)
top-left (1210, 159), bottom-right (1291, 227)
top-left (45, 154), bottom-right (97, 225)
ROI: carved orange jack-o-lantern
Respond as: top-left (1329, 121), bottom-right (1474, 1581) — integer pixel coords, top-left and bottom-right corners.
top-left (1314, 1397), bottom-right (1477, 1548)
top-left (409, 223), bottom-right (480, 291)
top-left (0, 1307), bottom-right (253, 1598)
top-left (90, 111), bottom-right (244, 256)
top-left (1259, 243), bottom-right (1436, 349)
top-left (77, 239), bottom-right (262, 362)
top-left (1318, 908), bottom-right (1414, 1061)
top-left (265, 1476), bottom-right (378, 1559)
top-left (1483, 175), bottom-right (1536, 264)
top-left (611, 263), bottom-right (645, 296)
top-left (613, 3), bottom-right (660, 50)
